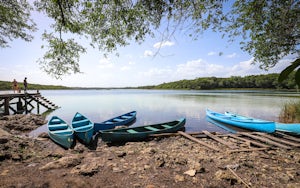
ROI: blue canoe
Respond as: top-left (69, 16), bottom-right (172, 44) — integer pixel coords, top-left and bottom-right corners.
top-left (100, 118), bottom-right (186, 143)
top-left (275, 123), bottom-right (300, 135)
top-left (71, 112), bottom-right (94, 144)
top-left (226, 111), bottom-right (300, 134)
top-left (94, 111), bottom-right (137, 132)
top-left (48, 116), bottom-right (74, 149)
top-left (206, 109), bottom-right (275, 133)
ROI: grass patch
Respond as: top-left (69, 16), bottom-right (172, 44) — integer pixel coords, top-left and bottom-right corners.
top-left (279, 100), bottom-right (300, 123)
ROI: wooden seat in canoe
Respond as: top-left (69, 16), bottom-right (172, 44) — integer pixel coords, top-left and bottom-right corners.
top-left (144, 126), bottom-right (159, 131)
top-left (161, 124), bottom-right (172, 128)
top-left (127, 129), bottom-right (138, 133)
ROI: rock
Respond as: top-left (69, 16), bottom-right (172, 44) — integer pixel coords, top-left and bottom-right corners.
top-left (0, 153), bottom-right (11, 161)
top-left (215, 170), bottom-right (238, 183)
top-left (11, 154), bottom-right (22, 161)
top-left (142, 147), bottom-right (156, 155)
top-left (287, 183), bottom-right (300, 188)
top-left (115, 151), bottom-right (126, 157)
top-left (40, 155), bottom-right (82, 171)
top-left (0, 114), bottom-right (46, 133)
top-left (226, 164), bottom-right (240, 170)
top-left (174, 174), bottom-right (185, 182)
top-left (0, 137), bottom-right (9, 144)
top-left (184, 169), bottom-right (196, 177)
top-left (155, 157), bottom-right (165, 167)
top-left (0, 128), bottom-right (10, 137)
top-left (145, 185), bottom-right (156, 188)
top-left (73, 163), bottom-right (99, 176)
top-left (144, 164), bottom-right (151, 170)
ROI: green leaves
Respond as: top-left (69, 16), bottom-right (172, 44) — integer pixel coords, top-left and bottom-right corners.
top-left (0, 0), bottom-right (37, 47)
top-left (37, 32), bottom-right (86, 79)
top-left (279, 58), bottom-right (300, 87)
top-left (1, 0), bottom-right (299, 82)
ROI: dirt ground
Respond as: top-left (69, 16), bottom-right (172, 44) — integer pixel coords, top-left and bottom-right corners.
top-left (0, 114), bottom-right (299, 188)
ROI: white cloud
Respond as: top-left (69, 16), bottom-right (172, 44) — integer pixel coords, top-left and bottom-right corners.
top-left (227, 58), bottom-right (262, 76)
top-left (128, 61), bottom-right (135, 65)
top-left (208, 51), bottom-right (217, 56)
top-left (226, 53), bottom-right (237, 58)
top-left (120, 66), bottom-right (131, 71)
top-left (153, 41), bottom-right (175, 49)
top-left (98, 57), bottom-right (114, 69)
top-left (227, 56), bottom-right (294, 77)
top-left (176, 59), bottom-right (225, 79)
top-left (143, 50), bottom-right (154, 57)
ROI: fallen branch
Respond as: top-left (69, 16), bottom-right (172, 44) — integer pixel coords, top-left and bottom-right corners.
top-left (228, 147), bottom-right (269, 153)
top-left (227, 167), bottom-right (251, 188)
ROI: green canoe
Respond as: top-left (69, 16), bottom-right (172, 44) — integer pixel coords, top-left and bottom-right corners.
top-left (99, 118), bottom-right (186, 143)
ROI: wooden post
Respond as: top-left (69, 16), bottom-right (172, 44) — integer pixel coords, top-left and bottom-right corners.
top-left (37, 101), bottom-right (40, 114)
top-left (17, 97), bottom-right (23, 112)
top-left (24, 93), bottom-right (28, 114)
top-left (4, 97), bottom-right (9, 115)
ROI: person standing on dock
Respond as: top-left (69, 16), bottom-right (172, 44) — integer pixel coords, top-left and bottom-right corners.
top-left (23, 77), bottom-right (28, 93)
top-left (12, 79), bottom-right (19, 93)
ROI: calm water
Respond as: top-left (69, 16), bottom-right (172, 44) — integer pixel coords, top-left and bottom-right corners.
top-left (26, 89), bottom-right (300, 136)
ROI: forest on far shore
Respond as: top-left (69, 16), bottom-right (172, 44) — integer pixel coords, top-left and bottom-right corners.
top-left (0, 81), bottom-right (69, 91)
top-left (0, 72), bottom-right (298, 91)
top-left (139, 72), bottom-right (298, 90)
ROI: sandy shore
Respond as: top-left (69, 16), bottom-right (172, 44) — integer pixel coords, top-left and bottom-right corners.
top-left (0, 114), bottom-right (299, 188)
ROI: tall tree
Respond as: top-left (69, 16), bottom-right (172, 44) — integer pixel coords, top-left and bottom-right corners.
top-left (0, 0), bottom-right (299, 84)
top-left (0, 0), bottom-right (36, 48)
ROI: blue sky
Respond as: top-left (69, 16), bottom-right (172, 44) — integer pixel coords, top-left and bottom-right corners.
top-left (0, 9), bottom-right (295, 88)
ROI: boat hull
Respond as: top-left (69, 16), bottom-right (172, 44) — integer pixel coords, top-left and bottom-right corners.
top-left (94, 111), bottom-right (137, 132)
top-left (100, 118), bottom-right (186, 143)
top-left (48, 116), bottom-right (74, 149)
top-left (206, 109), bottom-right (275, 133)
top-left (71, 112), bottom-right (94, 144)
top-left (275, 123), bottom-right (300, 134)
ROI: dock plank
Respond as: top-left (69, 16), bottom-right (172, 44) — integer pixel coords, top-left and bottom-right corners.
top-left (202, 130), bottom-right (239, 149)
top-left (178, 131), bottom-right (219, 151)
top-left (239, 132), bottom-right (292, 149)
top-left (255, 132), bottom-right (300, 147)
top-left (227, 133), bottom-right (270, 148)
top-left (273, 132), bottom-right (300, 143)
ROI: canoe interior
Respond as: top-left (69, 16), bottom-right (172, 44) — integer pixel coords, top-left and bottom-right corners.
top-left (72, 113), bottom-right (93, 132)
top-left (102, 118), bottom-right (185, 134)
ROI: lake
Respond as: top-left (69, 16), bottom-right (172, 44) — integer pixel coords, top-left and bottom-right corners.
top-left (28, 89), bottom-right (300, 136)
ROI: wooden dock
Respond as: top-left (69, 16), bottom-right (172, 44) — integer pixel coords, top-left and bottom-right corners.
top-left (151, 131), bottom-right (300, 152)
top-left (0, 91), bottom-right (58, 115)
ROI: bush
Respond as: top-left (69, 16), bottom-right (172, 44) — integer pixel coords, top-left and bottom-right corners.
top-left (279, 101), bottom-right (300, 123)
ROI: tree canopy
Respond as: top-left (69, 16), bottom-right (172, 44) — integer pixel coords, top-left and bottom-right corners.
top-left (1, 0), bottom-right (299, 84)
top-left (150, 72), bottom-right (298, 90)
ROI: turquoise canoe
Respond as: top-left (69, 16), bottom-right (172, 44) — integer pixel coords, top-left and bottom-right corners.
top-left (71, 112), bottom-right (94, 144)
top-left (94, 111), bottom-right (137, 132)
top-left (206, 109), bottom-right (275, 133)
top-left (100, 118), bottom-right (186, 143)
top-left (275, 123), bottom-right (300, 135)
top-left (48, 116), bottom-right (74, 149)
top-left (225, 111), bottom-right (300, 134)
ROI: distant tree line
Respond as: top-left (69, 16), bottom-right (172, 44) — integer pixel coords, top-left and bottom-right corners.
top-left (1, 72), bottom-right (298, 91)
top-left (140, 73), bottom-right (298, 90)
top-left (0, 81), bottom-right (69, 91)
